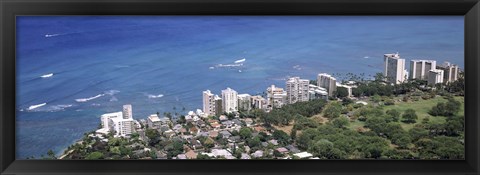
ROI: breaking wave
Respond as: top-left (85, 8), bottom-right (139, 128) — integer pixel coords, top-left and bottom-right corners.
top-left (75, 94), bottom-right (105, 102)
top-left (27, 103), bottom-right (47, 111)
top-left (147, 94), bottom-right (164, 99)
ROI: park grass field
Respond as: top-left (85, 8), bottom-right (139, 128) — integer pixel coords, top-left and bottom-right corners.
top-left (346, 95), bottom-right (464, 131)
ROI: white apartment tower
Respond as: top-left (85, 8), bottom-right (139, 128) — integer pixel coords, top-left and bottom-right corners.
top-left (237, 94), bottom-right (252, 111)
top-left (100, 112), bottom-right (123, 129)
top-left (202, 90), bottom-right (216, 116)
top-left (122, 104), bottom-right (132, 119)
top-left (437, 62), bottom-right (460, 83)
top-left (317, 73), bottom-right (337, 97)
top-left (266, 85), bottom-right (288, 109)
top-left (221, 87), bottom-right (238, 113)
top-left (384, 53), bottom-right (407, 84)
top-left (100, 105), bottom-right (135, 137)
top-left (428, 69), bottom-right (444, 86)
top-left (410, 60), bottom-right (437, 80)
top-left (109, 117), bottom-right (135, 137)
top-left (286, 77), bottom-right (310, 104)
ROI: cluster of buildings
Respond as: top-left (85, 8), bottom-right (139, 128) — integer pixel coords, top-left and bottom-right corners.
top-left (96, 104), bottom-right (138, 137)
top-left (383, 53), bottom-right (460, 85)
top-left (201, 73), bottom-right (358, 116)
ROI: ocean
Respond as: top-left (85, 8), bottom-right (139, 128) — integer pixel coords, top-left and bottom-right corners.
top-left (16, 16), bottom-right (464, 159)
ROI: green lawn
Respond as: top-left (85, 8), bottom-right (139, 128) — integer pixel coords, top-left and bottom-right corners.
top-left (344, 96), bottom-right (464, 131)
top-left (382, 96), bottom-right (464, 130)
top-left (347, 119), bottom-right (365, 131)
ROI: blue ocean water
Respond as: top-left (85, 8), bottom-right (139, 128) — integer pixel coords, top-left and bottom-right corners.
top-left (16, 16), bottom-right (464, 159)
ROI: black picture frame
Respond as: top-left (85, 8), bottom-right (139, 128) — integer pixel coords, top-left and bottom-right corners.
top-left (1, 0), bottom-right (479, 175)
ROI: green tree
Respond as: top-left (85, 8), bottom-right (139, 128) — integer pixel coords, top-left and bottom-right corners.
top-left (85, 152), bottom-right (104, 160)
top-left (308, 139), bottom-right (345, 159)
top-left (46, 149), bottom-right (56, 159)
top-left (247, 136), bottom-right (261, 148)
top-left (110, 146), bottom-right (121, 155)
top-left (365, 116), bottom-right (387, 134)
top-left (296, 128), bottom-right (320, 149)
top-left (272, 130), bottom-right (290, 145)
top-left (197, 154), bottom-right (211, 159)
top-left (335, 87), bottom-right (349, 98)
top-left (145, 128), bottom-right (161, 146)
top-left (331, 117), bottom-right (349, 128)
top-left (323, 102), bottom-right (342, 119)
top-left (401, 109), bottom-right (418, 124)
top-left (290, 129), bottom-right (297, 140)
top-left (239, 127), bottom-right (252, 139)
top-left (408, 127), bottom-right (429, 142)
top-left (386, 109), bottom-right (401, 122)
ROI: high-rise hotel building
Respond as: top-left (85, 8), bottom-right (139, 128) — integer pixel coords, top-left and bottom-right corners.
top-left (266, 85), bottom-right (288, 109)
top-left (221, 87), bottom-right (238, 113)
top-left (437, 62), bottom-right (460, 83)
top-left (384, 53), bottom-right (408, 84)
top-left (122, 104), bottom-right (132, 119)
top-left (409, 60), bottom-right (436, 80)
top-left (202, 90), bottom-right (216, 116)
top-left (286, 77), bottom-right (310, 104)
top-left (428, 69), bottom-right (444, 86)
top-left (317, 73), bottom-right (337, 97)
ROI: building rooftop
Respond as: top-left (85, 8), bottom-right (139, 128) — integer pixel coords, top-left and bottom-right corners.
top-left (294, 152), bottom-right (313, 159)
top-left (148, 114), bottom-right (160, 122)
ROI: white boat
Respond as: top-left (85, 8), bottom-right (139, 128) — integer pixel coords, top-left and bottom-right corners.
top-left (234, 58), bottom-right (246, 64)
top-left (40, 73), bottom-right (54, 78)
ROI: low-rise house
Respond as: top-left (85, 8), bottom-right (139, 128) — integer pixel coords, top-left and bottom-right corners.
top-left (133, 150), bottom-right (145, 157)
top-left (203, 149), bottom-right (235, 159)
top-left (195, 119), bottom-right (206, 128)
top-left (219, 130), bottom-right (232, 138)
top-left (231, 119), bottom-right (243, 126)
top-left (210, 123), bottom-right (222, 129)
top-left (185, 115), bottom-right (193, 122)
top-left (253, 126), bottom-right (267, 133)
top-left (221, 120), bottom-right (234, 128)
top-left (172, 124), bottom-right (183, 133)
top-left (192, 115), bottom-right (200, 122)
top-left (219, 115), bottom-right (228, 121)
top-left (156, 151), bottom-right (168, 159)
top-left (190, 126), bottom-right (199, 135)
top-left (285, 145), bottom-right (301, 153)
top-left (191, 140), bottom-right (203, 150)
top-left (293, 152), bottom-right (313, 159)
top-left (185, 150), bottom-right (198, 159)
top-left (127, 143), bottom-right (144, 150)
top-left (197, 131), bottom-right (209, 137)
top-left (276, 147), bottom-right (289, 154)
top-left (159, 125), bottom-right (170, 133)
top-left (176, 154), bottom-right (187, 159)
top-left (228, 136), bottom-right (241, 143)
top-left (244, 118), bottom-right (254, 126)
top-left (208, 119), bottom-right (219, 124)
top-left (244, 146), bottom-right (251, 153)
top-left (268, 139), bottom-right (279, 146)
top-left (241, 153), bottom-right (251, 159)
top-left (163, 129), bottom-right (175, 138)
top-left (208, 130), bottom-right (219, 138)
top-left (251, 150), bottom-right (264, 158)
top-left (179, 128), bottom-right (188, 135)
top-left (181, 134), bottom-right (194, 140)
top-left (147, 114), bottom-right (171, 129)
top-left (261, 142), bottom-right (269, 147)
